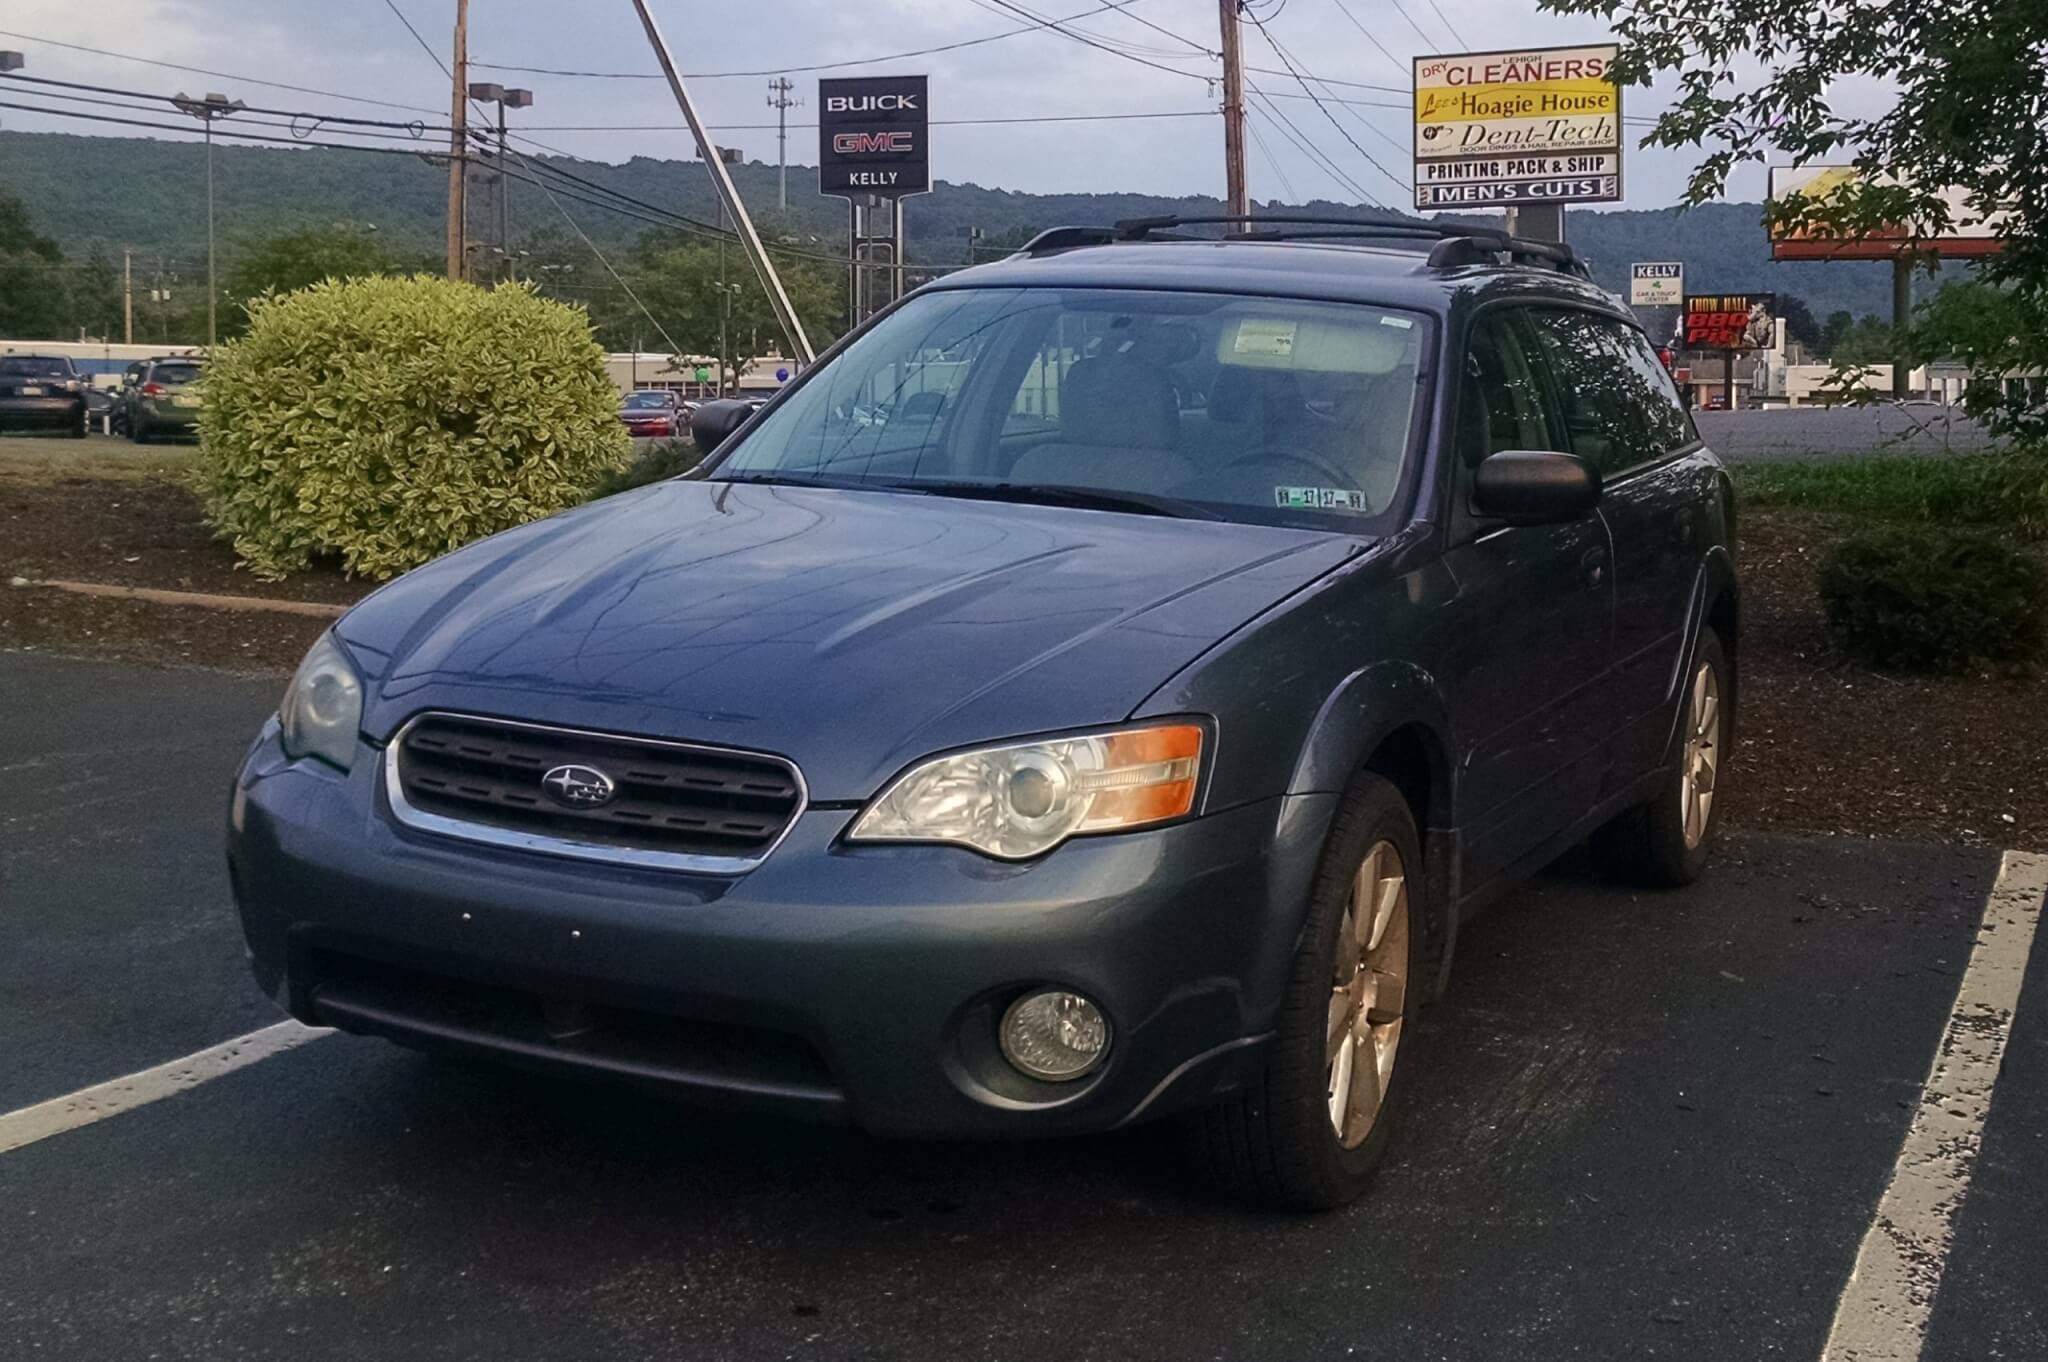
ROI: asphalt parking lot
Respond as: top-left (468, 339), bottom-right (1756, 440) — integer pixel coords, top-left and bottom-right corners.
top-left (3, 649), bottom-right (2044, 1362)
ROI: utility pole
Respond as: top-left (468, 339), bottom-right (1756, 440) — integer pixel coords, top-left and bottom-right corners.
top-left (445, 0), bottom-right (469, 280)
top-left (1892, 251), bottom-right (1914, 399)
top-left (767, 77), bottom-right (799, 211)
top-left (1218, 0), bottom-right (1249, 220)
top-left (122, 248), bottom-right (134, 345)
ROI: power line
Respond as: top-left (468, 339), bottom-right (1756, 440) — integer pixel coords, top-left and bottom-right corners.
top-left (970, 0), bottom-right (1217, 81)
top-left (473, 0), bottom-right (1192, 79)
top-left (1323, 0), bottom-right (1410, 79)
top-left (508, 110), bottom-right (1217, 132)
top-left (0, 96), bottom-right (466, 161)
top-left (1243, 85), bottom-right (1375, 203)
top-left (1243, 13), bottom-right (1408, 199)
top-left (0, 28), bottom-right (444, 115)
top-left (1243, 108), bottom-right (1300, 201)
top-left (1417, 0), bottom-right (1466, 51)
top-left (374, 0), bottom-right (688, 354)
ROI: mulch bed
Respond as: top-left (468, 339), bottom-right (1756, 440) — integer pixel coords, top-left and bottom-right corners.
top-left (1729, 509), bottom-right (2047, 852)
top-left (4, 472), bottom-right (2043, 851)
top-left (0, 471), bottom-right (370, 606)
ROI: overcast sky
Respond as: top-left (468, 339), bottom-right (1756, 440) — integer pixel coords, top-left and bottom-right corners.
top-left (2, 0), bottom-right (1828, 211)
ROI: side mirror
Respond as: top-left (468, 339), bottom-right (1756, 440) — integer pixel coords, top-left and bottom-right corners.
top-left (690, 398), bottom-right (754, 456)
top-left (1471, 450), bottom-right (1601, 524)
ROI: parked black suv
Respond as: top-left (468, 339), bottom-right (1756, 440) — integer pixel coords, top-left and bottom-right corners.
top-left (0, 354), bottom-right (88, 436)
top-left (229, 218), bottom-right (1736, 1209)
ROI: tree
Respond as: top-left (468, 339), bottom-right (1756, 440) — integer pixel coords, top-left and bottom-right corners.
top-left (1821, 310), bottom-right (1855, 357)
top-left (1542, 0), bottom-right (2048, 436)
top-left (604, 230), bottom-right (844, 382)
top-left (0, 192), bottom-right (70, 339)
top-left (1777, 294), bottom-right (1821, 350)
top-left (219, 226), bottom-right (427, 336)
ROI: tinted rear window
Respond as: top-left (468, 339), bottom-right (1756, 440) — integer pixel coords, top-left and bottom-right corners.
top-left (623, 391), bottom-right (673, 409)
top-left (151, 363), bottom-right (202, 385)
top-left (0, 357), bottom-right (72, 377)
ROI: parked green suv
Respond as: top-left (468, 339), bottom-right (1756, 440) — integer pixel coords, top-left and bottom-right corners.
top-left (120, 357), bottom-right (205, 442)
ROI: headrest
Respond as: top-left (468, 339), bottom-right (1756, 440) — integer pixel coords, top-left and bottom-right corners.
top-left (1060, 355), bottom-right (1178, 449)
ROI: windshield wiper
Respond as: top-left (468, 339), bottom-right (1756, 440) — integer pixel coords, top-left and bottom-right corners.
top-left (903, 481), bottom-right (1217, 520)
top-left (713, 471), bottom-right (929, 494)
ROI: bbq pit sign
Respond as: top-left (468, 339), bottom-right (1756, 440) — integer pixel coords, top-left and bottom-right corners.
top-left (818, 75), bottom-right (930, 198)
top-left (1411, 45), bottom-right (1621, 210)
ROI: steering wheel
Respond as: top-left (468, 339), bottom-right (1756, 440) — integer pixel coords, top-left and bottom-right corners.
top-left (1221, 447), bottom-right (1369, 503)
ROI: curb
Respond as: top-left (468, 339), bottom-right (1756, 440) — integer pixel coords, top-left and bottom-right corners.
top-left (8, 577), bottom-right (348, 619)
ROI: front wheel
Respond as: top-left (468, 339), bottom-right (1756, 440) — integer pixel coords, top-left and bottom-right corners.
top-left (1186, 773), bottom-right (1424, 1210)
top-left (1593, 626), bottom-right (1729, 886)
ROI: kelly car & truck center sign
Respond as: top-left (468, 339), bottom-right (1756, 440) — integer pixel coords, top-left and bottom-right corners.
top-left (1412, 45), bottom-right (1621, 211)
top-left (818, 75), bottom-right (931, 198)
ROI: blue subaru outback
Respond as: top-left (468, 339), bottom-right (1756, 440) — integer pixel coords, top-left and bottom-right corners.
top-left (229, 218), bottom-right (1736, 1208)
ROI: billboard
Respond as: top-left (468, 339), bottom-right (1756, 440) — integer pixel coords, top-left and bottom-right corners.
top-left (1630, 262), bottom-right (1684, 306)
top-left (818, 75), bottom-right (930, 199)
top-left (1683, 294), bottom-right (1777, 351)
top-left (1411, 45), bottom-right (1621, 211)
top-left (1766, 165), bottom-right (2005, 260)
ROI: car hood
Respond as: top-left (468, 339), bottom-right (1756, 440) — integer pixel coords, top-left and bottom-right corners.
top-left (343, 480), bottom-right (1360, 799)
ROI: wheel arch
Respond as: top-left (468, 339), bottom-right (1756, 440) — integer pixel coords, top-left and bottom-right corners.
top-left (1289, 661), bottom-right (1461, 999)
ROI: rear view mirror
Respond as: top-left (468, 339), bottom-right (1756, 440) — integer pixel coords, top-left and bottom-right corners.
top-left (1471, 450), bottom-right (1601, 524)
top-left (691, 398), bottom-right (754, 456)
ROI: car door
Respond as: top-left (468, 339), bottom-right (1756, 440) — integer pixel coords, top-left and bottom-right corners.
top-left (1434, 309), bottom-right (1615, 892)
top-left (1526, 308), bottom-right (1714, 782)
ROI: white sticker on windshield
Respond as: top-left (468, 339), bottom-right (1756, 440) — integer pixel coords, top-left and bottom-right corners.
top-left (1379, 316), bottom-right (1415, 330)
top-left (1275, 486), bottom-right (1368, 513)
top-left (1234, 320), bottom-right (1298, 358)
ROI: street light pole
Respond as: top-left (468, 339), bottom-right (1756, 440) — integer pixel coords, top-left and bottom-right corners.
top-left (172, 92), bottom-right (244, 345)
top-left (467, 83), bottom-right (533, 284)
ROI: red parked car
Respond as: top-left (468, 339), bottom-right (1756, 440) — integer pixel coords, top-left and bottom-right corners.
top-left (619, 389), bottom-right (681, 438)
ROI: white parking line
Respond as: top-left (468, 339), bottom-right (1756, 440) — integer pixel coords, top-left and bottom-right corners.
top-left (1820, 850), bottom-right (2048, 1362)
top-left (0, 1020), bottom-right (330, 1157)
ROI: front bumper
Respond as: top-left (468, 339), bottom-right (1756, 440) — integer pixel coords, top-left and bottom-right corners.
top-left (228, 724), bottom-right (1333, 1137)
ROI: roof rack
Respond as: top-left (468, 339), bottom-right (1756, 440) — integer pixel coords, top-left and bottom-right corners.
top-left (1015, 214), bottom-right (1590, 279)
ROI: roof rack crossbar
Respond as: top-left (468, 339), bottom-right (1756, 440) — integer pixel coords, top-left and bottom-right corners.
top-left (1018, 214), bottom-right (1591, 279)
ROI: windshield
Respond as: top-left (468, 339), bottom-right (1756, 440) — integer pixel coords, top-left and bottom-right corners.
top-left (0, 357), bottom-right (72, 378)
top-left (710, 287), bottom-right (1430, 528)
top-left (623, 391), bottom-right (673, 409)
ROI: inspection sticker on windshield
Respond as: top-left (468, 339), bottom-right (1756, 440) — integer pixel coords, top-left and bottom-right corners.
top-left (1233, 320), bottom-right (1298, 358)
top-left (1275, 486), bottom-right (1368, 513)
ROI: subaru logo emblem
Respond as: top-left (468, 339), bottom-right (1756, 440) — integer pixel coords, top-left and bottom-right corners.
top-left (541, 763), bottom-right (616, 809)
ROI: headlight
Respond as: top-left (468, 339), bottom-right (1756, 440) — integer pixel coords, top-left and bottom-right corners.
top-left (278, 631), bottom-right (363, 771)
top-left (847, 723), bottom-right (1204, 860)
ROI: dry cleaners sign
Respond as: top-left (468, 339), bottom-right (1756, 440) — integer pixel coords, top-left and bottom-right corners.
top-left (1412, 45), bottom-right (1621, 211)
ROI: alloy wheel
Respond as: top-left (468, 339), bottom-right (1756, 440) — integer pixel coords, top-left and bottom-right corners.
top-left (1680, 658), bottom-right (1721, 850)
top-left (1326, 839), bottom-right (1409, 1149)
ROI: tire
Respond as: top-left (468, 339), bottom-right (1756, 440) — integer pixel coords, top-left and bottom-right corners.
top-left (1592, 626), bottom-right (1730, 887)
top-left (1186, 772), bottom-right (1426, 1210)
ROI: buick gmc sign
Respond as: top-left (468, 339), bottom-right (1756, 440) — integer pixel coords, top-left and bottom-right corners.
top-left (819, 75), bottom-right (930, 198)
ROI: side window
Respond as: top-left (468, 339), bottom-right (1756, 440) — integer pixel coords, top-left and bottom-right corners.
top-left (1457, 313), bottom-right (1558, 469)
top-left (1525, 310), bottom-right (1692, 476)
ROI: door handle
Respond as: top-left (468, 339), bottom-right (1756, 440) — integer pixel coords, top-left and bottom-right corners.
top-left (1580, 547), bottom-right (1609, 589)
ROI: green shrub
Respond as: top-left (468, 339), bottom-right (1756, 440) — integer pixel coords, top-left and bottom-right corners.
top-left (1818, 526), bottom-right (2047, 673)
top-left (588, 437), bottom-right (700, 499)
top-left (196, 274), bottom-right (632, 579)
top-left (1734, 454), bottom-right (2048, 539)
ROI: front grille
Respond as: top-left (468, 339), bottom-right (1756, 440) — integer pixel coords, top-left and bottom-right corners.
top-left (389, 713), bottom-right (804, 869)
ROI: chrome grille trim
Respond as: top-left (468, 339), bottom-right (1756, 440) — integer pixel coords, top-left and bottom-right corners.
top-left (383, 712), bottom-right (808, 875)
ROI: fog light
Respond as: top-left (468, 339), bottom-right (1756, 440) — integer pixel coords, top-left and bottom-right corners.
top-left (1000, 990), bottom-right (1109, 1081)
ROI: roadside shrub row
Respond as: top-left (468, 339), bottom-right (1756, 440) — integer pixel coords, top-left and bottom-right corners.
top-left (1734, 454), bottom-right (2048, 540)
